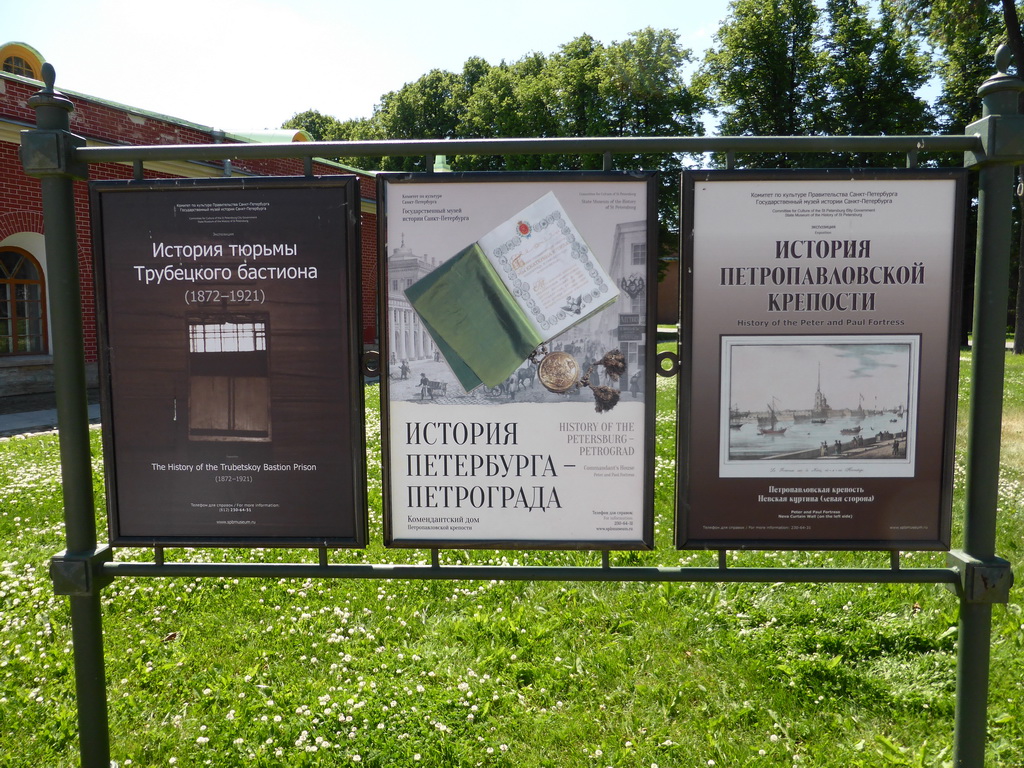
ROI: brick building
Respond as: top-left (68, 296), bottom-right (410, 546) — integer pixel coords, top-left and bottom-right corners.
top-left (0, 41), bottom-right (378, 397)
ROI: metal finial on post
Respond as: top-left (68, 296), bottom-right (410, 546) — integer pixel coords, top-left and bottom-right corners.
top-left (995, 43), bottom-right (1014, 76)
top-left (26, 63), bottom-right (76, 121)
top-left (22, 65), bottom-right (87, 177)
top-left (41, 61), bottom-right (56, 91)
top-left (977, 45), bottom-right (1024, 117)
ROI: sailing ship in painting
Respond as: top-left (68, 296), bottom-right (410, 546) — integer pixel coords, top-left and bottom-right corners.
top-left (757, 397), bottom-right (787, 435)
top-left (729, 405), bottom-right (747, 430)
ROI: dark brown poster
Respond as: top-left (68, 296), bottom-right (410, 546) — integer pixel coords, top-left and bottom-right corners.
top-left (678, 169), bottom-right (966, 549)
top-left (91, 177), bottom-right (366, 546)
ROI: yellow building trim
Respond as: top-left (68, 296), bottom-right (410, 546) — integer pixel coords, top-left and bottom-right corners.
top-left (0, 42), bottom-right (45, 81)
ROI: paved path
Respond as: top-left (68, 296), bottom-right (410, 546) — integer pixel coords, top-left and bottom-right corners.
top-left (0, 403), bottom-right (101, 437)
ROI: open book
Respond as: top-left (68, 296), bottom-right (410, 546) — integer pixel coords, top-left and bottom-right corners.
top-left (405, 191), bottom-right (619, 391)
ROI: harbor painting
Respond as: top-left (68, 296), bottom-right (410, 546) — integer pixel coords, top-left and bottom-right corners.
top-left (719, 335), bottom-right (919, 478)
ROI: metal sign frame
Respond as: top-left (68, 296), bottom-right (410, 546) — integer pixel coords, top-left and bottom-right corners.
top-left (90, 176), bottom-right (368, 548)
top-left (377, 171), bottom-right (658, 550)
top-left (678, 168), bottom-right (967, 550)
top-left (20, 57), bottom-right (1018, 768)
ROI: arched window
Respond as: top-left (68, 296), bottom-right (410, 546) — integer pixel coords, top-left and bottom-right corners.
top-left (2, 55), bottom-right (35, 78)
top-left (0, 248), bottom-right (47, 355)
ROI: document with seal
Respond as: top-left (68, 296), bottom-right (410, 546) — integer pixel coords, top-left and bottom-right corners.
top-left (405, 191), bottom-right (618, 391)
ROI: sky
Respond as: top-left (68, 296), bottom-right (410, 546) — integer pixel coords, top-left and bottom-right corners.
top-left (4, 0), bottom-right (728, 133)
top-left (727, 342), bottom-right (913, 414)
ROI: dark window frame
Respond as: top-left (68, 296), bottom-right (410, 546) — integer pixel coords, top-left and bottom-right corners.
top-left (0, 247), bottom-right (48, 356)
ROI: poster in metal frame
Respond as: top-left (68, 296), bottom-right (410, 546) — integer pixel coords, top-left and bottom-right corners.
top-left (379, 172), bottom-right (657, 549)
top-left (678, 168), bottom-right (966, 550)
top-left (91, 176), bottom-right (367, 547)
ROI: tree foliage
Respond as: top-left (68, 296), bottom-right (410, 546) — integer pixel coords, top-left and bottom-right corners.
top-left (820, 0), bottom-right (934, 163)
top-left (697, 0), bottom-right (934, 167)
top-left (890, 0), bottom-right (1003, 133)
top-left (891, 0), bottom-right (1024, 347)
top-left (320, 28), bottom-right (704, 245)
top-left (283, 6), bottom-right (1024, 333)
top-left (696, 0), bottom-right (826, 166)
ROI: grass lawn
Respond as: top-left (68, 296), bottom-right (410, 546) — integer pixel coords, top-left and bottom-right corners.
top-left (0, 350), bottom-right (1021, 767)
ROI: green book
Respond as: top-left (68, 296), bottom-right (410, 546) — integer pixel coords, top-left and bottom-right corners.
top-left (405, 192), bottom-right (618, 391)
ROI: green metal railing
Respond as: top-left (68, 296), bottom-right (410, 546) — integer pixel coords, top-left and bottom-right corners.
top-left (21, 55), bottom-right (1018, 767)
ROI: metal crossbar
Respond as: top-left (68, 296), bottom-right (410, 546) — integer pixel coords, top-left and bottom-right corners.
top-left (76, 133), bottom-right (981, 163)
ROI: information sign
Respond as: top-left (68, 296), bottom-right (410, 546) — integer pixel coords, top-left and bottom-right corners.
top-left (678, 169), bottom-right (966, 549)
top-left (91, 177), bottom-right (367, 546)
top-left (380, 173), bottom-right (657, 548)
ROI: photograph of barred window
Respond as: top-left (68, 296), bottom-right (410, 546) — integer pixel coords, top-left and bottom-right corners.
top-left (186, 315), bottom-right (271, 442)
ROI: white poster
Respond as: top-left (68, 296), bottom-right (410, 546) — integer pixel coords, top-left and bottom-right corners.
top-left (381, 173), bottom-right (655, 548)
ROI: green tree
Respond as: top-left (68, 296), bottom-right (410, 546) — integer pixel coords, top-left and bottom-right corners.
top-left (283, 109), bottom-right (382, 168)
top-left (367, 66), bottom-right (474, 172)
top-left (891, 0), bottom-right (1002, 133)
top-left (699, 0), bottom-right (939, 168)
top-left (283, 29), bottom-right (703, 267)
top-left (283, 109), bottom-right (346, 141)
top-left (457, 52), bottom-right (563, 171)
top-left (819, 0), bottom-right (934, 165)
top-left (893, 0), bottom-right (1023, 348)
top-left (600, 28), bottom-right (707, 234)
top-left (696, 0), bottom-right (826, 167)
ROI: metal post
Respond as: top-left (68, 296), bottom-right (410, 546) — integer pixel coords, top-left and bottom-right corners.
top-left (954, 47), bottom-right (1024, 767)
top-left (20, 64), bottom-right (111, 768)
